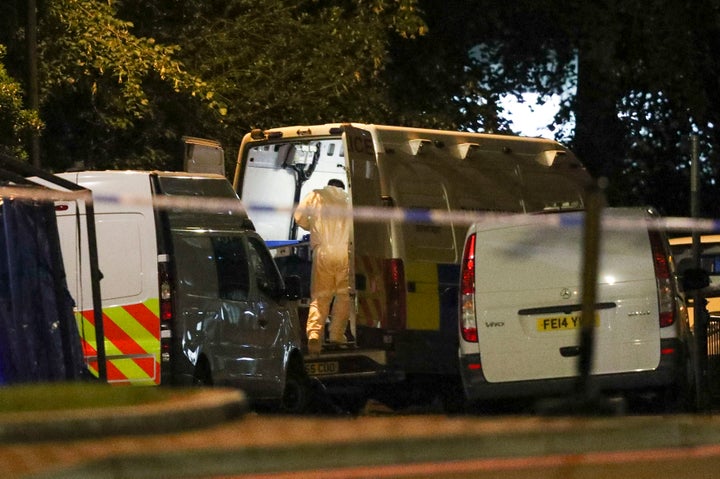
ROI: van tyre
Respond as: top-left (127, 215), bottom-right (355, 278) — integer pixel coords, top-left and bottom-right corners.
top-left (192, 358), bottom-right (213, 387)
top-left (660, 350), bottom-right (697, 413)
top-left (280, 358), bottom-right (311, 413)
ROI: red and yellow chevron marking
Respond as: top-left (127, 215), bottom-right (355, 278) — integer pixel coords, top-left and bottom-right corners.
top-left (355, 256), bottom-right (442, 331)
top-left (356, 255), bottom-right (385, 328)
top-left (76, 298), bottom-right (161, 385)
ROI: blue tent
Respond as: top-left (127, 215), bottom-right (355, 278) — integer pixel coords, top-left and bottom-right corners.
top-left (0, 157), bottom-right (86, 384)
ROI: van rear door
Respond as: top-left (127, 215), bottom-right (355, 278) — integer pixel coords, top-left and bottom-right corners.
top-left (472, 209), bottom-right (661, 383)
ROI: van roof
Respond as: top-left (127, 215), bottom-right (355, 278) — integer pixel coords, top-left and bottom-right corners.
top-left (247, 123), bottom-right (572, 152)
top-left (65, 170), bottom-right (227, 179)
top-left (241, 123), bottom-right (589, 180)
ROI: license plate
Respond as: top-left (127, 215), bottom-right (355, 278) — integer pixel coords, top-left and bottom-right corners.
top-left (536, 314), bottom-right (598, 332)
top-left (305, 361), bottom-right (340, 376)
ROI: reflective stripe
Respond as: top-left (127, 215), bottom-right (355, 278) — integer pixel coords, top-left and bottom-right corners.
top-left (77, 299), bottom-right (161, 385)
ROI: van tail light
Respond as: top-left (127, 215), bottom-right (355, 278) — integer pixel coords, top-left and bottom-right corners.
top-left (159, 266), bottom-right (173, 321)
top-left (383, 258), bottom-right (406, 330)
top-left (649, 230), bottom-right (675, 327)
top-left (158, 255), bottom-right (173, 366)
top-left (460, 233), bottom-right (479, 342)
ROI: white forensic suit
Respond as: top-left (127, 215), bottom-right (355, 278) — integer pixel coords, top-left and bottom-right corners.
top-left (293, 183), bottom-right (351, 354)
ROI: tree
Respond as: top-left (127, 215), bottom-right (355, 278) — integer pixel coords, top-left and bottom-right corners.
top-left (3, 0), bottom-right (718, 219)
top-left (0, 45), bottom-right (41, 159)
top-left (115, 0), bottom-right (428, 158)
top-left (1, 0), bottom-right (427, 171)
top-left (390, 0), bottom-right (720, 216)
top-left (0, 0), bottom-right (218, 169)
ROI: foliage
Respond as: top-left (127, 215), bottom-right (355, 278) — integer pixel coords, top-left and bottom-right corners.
top-left (0, 45), bottom-right (41, 159)
top-left (0, 0), bottom-right (219, 170)
top-left (1, 0), bottom-right (719, 217)
top-left (115, 0), bottom-right (428, 154)
top-left (395, 0), bottom-right (720, 216)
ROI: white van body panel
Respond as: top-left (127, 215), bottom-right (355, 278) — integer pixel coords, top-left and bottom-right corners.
top-left (469, 208), bottom-right (660, 383)
top-left (44, 172), bottom-right (162, 385)
top-left (53, 171), bottom-right (159, 313)
top-left (458, 207), bottom-right (694, 405)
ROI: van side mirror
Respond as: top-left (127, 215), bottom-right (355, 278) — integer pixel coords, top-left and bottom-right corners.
top-left (681, 268), bottom-right (710, 292)
top-left (283, 275), bottom-right (302, 300)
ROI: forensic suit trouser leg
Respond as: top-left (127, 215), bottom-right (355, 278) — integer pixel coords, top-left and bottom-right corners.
top-left (307, 249), bottom-right (350, 344)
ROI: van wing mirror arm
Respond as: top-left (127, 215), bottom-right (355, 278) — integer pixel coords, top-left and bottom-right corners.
top-left (682, 268), bottom-right (711, 292)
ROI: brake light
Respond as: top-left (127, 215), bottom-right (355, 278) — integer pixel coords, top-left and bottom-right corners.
top-left (158, 256), bottom-right (174, 370)
top-left (158, 257), bottom-right (174, 322)
top-left (383, 258), bottom-right (406, 330)
top-left (460, 233), bottom-right (478, 342)
top-left (649, 230), bottom-right (675, 327)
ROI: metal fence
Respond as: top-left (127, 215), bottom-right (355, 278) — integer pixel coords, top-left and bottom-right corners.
top-left (707, 315), bottom-right (720, 399)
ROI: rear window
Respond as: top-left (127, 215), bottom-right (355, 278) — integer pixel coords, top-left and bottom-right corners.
top-left (157, 176), bottom-right (238, 198)
top-left (155, 175), bottom-right (250, 230)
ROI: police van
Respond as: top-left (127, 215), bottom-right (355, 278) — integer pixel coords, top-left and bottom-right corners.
top-left (458, 207), bottom-right (694, 410)
top-left (232, 123), bottom-right (592, 409)
top-left (38, 170), bottom-right (308, 412)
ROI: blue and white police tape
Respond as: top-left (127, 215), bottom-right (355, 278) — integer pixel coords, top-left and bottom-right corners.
top-left (2, 184), bottom-right (720, 233)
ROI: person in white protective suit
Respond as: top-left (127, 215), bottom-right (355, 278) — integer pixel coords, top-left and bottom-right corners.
top-left (293, 179), bottom-right (351, 356)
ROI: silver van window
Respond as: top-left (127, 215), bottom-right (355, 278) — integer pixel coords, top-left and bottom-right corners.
top-left (212, 236), bottom-right (250, 301)
top-left (247, 236), bottom-right (282, 297)
top-left (173, 234), bottom-right (250, 301)
top-left (174, 235), bottom-right (218, 298)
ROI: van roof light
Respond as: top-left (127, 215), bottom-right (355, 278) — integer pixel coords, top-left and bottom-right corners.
top-left (536, 149), bottom-right (566, 166)
top-left (250, 129), bottom-right (283, 140)
top-left (409, 138), bottom-right (432, 156)
top-left (250, 129), bottom-right (265, 140)
top-left (455, 142), bottom-right (480, 160)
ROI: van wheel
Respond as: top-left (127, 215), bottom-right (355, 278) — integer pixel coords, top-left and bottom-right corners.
top-left (661, 351), bottom-right (697, 413)
top-left (280, 358), bottom-right (310, 413)
top-left (440, 378), bottom-right (468, 415)
top-left (192, 359), bottom-right (213, 387)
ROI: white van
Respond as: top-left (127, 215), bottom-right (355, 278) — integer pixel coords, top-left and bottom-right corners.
top-left (458, 207), bottom-right (694, 409)
top-left (40, 171), bottom-right (308, 411)
top-left (233, 123), bottom-right (592, 409)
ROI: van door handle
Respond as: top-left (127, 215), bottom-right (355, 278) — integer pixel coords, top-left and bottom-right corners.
top-left (560, 346), bottom-right (581, 357)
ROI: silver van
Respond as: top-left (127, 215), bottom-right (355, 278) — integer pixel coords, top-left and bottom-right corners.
top-left (458, 207), bottom-right (694, 410)
top-left (42, 171), bottom-right (309, 412)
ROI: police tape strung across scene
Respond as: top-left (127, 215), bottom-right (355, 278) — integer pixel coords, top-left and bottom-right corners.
top-left (2, 184), bottom-right (720, 233)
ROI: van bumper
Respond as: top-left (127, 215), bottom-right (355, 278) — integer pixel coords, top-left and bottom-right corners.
top-left (460, 338), bottom-right (685, 402)
top-left (305, 348), bottom-right (405, 384)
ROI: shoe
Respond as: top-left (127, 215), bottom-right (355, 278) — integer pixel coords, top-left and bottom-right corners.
top-left (307, 337), bottom-right (321, 357)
